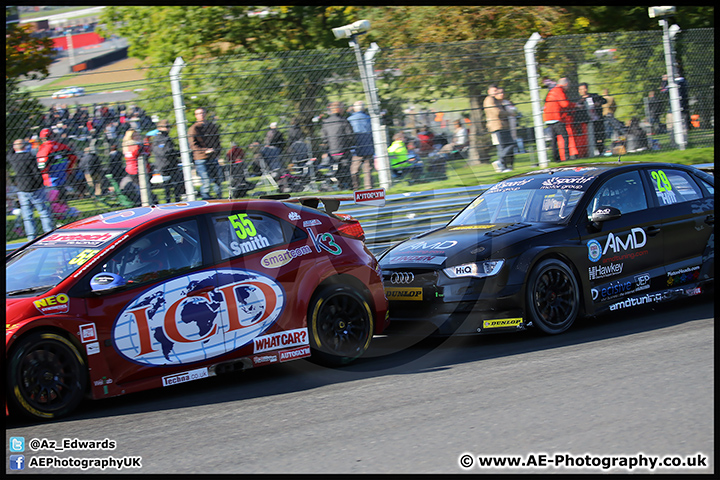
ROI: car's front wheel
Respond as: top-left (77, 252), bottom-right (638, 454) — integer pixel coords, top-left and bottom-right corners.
top-left (7, 332), bottom-right (88, 420)
top-left (308, 284), bottom-right (374, 366)
top-left (526, 258), bottom-right (580, 334)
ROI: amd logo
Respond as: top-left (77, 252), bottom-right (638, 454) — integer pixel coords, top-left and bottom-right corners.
top-left (603, 228), bottom-right (647, 255)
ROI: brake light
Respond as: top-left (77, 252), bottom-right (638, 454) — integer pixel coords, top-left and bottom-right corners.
top-left (336, 220), bottom-right (365, 241)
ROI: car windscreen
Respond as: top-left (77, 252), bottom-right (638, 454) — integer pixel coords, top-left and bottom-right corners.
top-left (449, 177), bottom-right (589, 226)
top-left (6, 230), bottom-right (127, 296)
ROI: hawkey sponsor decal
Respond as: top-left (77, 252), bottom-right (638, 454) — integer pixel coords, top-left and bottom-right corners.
top-left (588, 262), bottom-right (624, 280)
top-left (112, 269), bottom-right (285, 366)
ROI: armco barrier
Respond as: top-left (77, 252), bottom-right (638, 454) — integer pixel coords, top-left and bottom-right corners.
top-left (6, 162), bottom-right (713, 256)
top-left (342, 185), bottom-right (490, 255)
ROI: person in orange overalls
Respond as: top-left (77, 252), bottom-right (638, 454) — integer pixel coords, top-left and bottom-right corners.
top-left (543, 78), bottom-right (578, 162)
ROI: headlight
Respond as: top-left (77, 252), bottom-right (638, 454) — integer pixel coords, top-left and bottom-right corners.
top-left (443, 259), bottom-right (504, 278)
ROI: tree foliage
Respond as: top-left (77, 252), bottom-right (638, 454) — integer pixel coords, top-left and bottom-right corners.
top-left (97, 6), bottom-right (362, 66)
top-left (5, 22), bottom-right (55, 81)
top-left (5, 21), bottom-right (55, 148)
top-left (564, 6), bottom-right (714, 33)
top-left (93, 5), bottom-right (713, 162)
top-left (360, 6), bottom-right (574, 45)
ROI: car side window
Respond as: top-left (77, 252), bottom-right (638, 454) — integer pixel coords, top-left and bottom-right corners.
top-left (100, 219), bottom-right (201, 285)
top-left (213, 212), bottom-right (285, 260)
top-left (647, 168), bottom-right (703, 206)
top-left (586, 171), bottom-right (648, 218)
top-left (698, 178), bottom-right (714, 196)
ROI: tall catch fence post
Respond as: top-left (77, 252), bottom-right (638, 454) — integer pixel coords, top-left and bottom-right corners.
top-left (364, 42), bottom-right (391, 189)
top-left (660, 20), bottom-right (687, 150)
top-left (524, 32), bottom-right (548, 168)
top-left (169, 56), bottom-right (196, 201)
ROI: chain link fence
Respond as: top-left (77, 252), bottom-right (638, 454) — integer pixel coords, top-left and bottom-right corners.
top-left (6, 29), bottom-right (714, 243)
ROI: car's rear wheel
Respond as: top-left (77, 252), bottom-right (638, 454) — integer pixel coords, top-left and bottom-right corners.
top-left (526, 259), bottom-right (580, 334)
top-left (308, 284), bottom-right (374, 366)
top-left (7, 332), bottom-right (87, 420)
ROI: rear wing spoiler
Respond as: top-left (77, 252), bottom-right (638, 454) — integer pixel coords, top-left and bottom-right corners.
top-left (261, 188), bottom-right (386, 214)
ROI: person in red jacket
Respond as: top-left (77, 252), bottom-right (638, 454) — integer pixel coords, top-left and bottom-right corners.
top-left (543, 78), bottom-right (577, 162)
top-left (35, 128), bottom-right (78, 199)
top-left (122, 129), bottom-right (151, 185)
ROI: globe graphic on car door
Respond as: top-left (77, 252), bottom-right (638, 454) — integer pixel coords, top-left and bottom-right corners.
top-left (112, 269), bottom-right (285, 366)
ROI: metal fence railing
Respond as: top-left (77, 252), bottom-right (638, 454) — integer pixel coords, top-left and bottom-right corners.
top-left (5, 164), bottom-right (713, 255)
top-left (6, 29), bottom-right (715, 243)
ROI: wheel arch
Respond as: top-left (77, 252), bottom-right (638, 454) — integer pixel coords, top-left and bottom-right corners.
top-left (315, 273), bottom-right (374, 310)
top-left (7, 325), bottom-right (91, 395)
top-left (520, 249), bottom-right (588, 318)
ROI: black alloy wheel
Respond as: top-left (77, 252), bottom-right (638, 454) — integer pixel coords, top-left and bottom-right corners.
top-left (526, 258), bottom-right (580, 334)
top-left (308, 284), bottom-right (374, 366)
top-left (8, 332), bottom-right (87, 420)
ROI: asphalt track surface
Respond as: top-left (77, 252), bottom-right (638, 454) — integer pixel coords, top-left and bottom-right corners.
top-left (6, 295), bottom-right (714, 474)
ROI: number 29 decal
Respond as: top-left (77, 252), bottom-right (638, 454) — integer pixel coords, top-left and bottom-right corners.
top-left (651, 170), bottom-right (677, 205)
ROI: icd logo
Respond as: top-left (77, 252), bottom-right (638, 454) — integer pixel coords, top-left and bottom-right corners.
top-left (112, 269), bottom-right (285, 366)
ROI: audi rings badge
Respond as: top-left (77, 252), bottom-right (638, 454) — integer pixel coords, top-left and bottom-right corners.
top-left (390, 272), bottom-right (415, 285)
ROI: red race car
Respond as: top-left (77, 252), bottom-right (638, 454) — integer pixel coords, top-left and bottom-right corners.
top-left (6, 195), bottom-right (388, 420)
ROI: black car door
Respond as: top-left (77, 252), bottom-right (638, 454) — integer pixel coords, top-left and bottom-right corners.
top-left (641, 166), bottom-right (714, 291)
top-left (578, 170), bottom-right (665, 312)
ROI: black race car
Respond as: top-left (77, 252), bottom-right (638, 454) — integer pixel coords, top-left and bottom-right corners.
top-left (378, 162), bottom-right (714, 336)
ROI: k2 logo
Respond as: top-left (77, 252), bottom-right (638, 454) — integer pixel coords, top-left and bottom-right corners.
top-left (307, 227), bottom-right (342, 255)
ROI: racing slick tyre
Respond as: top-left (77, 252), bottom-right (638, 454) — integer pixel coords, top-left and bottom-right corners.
top-left (308, 284), bottom-right (374, 367)
top-left (7, 332), bottom-right (87, 420)
top-left (526, 258), bottom-right (580, 335)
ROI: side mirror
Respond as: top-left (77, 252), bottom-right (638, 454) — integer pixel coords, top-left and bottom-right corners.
top-left (589, 206), bottom-right (621, 230)
top-left (90, 272), bottom-right (127, 292)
